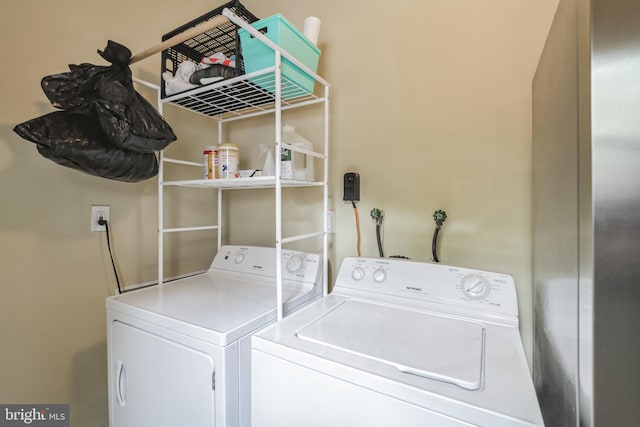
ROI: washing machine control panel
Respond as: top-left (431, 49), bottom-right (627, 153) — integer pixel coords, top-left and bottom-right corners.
top-left (285, 253), bottom-right (305, 273)
top-left (211, 246), bottom-right (321, 285)
top-left (336, 257), bottom-right (518, 317)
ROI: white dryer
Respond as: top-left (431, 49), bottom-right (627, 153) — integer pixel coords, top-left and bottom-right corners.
top-left (251, 257), bottom-right (544, 427)
top-left (106, 245), bottom-right (322, 427)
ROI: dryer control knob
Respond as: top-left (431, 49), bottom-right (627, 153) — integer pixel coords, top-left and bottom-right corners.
top-left (372, 268), bottom-right (387, 283)
top-left (351, 267), bottom-right (366, 281)
top-left (286, 254), bottom-right (305, 273)
top-left (234, 252), bottom-right (245, 264)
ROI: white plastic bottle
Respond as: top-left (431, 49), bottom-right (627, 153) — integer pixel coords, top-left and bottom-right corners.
top-left (281, 124), bottom-right (314, 181)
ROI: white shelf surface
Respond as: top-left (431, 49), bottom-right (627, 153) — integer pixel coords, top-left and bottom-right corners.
top-left (161, 176), bottom-right (324, 189)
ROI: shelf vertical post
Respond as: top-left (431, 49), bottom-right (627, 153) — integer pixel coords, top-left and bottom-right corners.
top-left (274, 50), bottom-right (283, 321)
top-left (218, 121), bottom-right (224, 250)
top-left (323, 84), bottom-right (330, 297)
top-left (158, 92), bottom-right (165, 287)
top-left (217, 189), bottom-right (222, 250)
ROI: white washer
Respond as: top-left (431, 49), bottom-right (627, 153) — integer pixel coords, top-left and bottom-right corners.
top-left (106, 245), bottom-right (322, 427)
top-left (251, 257), bottom-right (544, 427)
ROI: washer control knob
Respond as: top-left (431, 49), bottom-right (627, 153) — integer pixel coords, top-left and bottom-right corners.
top-left (234, 252), bottom-right (245, 264)
top-left (351, 267), bottom-right (366, 281)
top-left (372, 268), bottom-right (387, 283)
top-left (286, 254), bottom-right (305, 273)
top-left (461, 274), bottom-right (491, 300)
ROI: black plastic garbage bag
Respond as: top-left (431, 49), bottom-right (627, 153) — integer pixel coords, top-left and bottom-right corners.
top-left (40, 42), bottom-right (133, 110)
top-left (93, 91), bottom-right (177, 153)
top-left (40, 40), bottom-right (177, 153)
top-left (14, 111), bottom-right (158, 183)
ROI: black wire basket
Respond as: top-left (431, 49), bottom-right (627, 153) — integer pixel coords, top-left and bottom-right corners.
top-left (160, 0), bottom-right (259, 99)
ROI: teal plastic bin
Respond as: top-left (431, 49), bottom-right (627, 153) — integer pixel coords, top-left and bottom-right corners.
top-left (238, 14), bottom-right (321, 98)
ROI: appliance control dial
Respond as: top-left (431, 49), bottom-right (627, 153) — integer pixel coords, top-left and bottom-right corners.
top-left (234, 252), bottom-right (245, 264)
top-left (460, 273), bottom-right (491, 300)
top-left (286, 254), bottom-right (305, 273)
top-left (372, 268), bottom-right (387, 283)
top-left (351, 267), bottom-right (366, 281)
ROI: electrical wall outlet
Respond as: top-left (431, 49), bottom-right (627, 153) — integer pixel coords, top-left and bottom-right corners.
top-left (91, 205), bottom-right (110, 232)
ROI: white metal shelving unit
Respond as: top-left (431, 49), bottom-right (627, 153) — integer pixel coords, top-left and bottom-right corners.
top-left (154, 8), bottom-right (330, 320)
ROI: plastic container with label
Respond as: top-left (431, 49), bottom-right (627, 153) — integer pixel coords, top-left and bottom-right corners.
top-left (217, 143), bottom-right (240, 179)
top-left (203, 145), bottom-right (218, 179)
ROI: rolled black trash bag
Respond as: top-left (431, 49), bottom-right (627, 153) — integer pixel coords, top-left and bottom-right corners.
top-left (13, 111), bottom-right (158, 183)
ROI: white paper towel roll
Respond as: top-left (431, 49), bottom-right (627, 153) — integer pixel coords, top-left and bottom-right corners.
top-left (303, 16), bottom-right (321, 46)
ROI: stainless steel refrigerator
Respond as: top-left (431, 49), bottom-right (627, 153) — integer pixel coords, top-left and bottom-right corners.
top-left (533, 0), bottom-right (640, 426)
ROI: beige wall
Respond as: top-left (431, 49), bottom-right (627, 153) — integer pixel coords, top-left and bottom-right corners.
top-left (0, 1), bottom-right (557, 425)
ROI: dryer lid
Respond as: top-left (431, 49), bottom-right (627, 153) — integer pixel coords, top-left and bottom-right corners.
top-left (296, 299), bottom-right (485, 390)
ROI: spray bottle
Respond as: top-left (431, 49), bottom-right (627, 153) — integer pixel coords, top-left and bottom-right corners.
top-left (260, 144), bottom-right (275, 176)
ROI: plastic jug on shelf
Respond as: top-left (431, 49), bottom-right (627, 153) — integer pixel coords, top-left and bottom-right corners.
top-left (281, 123), bottom-right (314, 182)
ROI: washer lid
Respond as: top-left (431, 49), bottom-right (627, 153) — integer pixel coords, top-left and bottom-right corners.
top-left (296, 300), bottom-right (485, 390)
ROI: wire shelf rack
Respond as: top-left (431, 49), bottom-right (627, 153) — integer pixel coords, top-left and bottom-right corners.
top-left (160, 67), bottom-right (324, 121)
